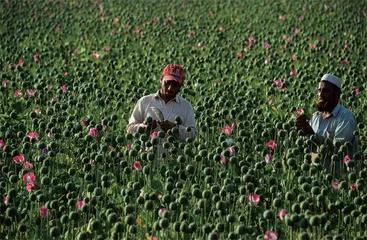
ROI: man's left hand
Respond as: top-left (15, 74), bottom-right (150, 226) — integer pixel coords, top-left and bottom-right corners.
top-left (159, 120), bottom-right (176, 132)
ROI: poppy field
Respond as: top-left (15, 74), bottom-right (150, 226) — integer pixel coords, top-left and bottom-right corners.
top-left (0, 0), bottom-right (366, 239)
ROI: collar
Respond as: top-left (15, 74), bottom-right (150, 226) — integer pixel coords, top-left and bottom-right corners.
top-left (316, 103), bottom-right (342, 118)
top-left (330, 103), bottom-right (342, 117)
top-left (153, 90), bottom-right (180, 103)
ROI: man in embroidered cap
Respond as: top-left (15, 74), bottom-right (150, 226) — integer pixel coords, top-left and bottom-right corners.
top-left (127, 63), bottom-right (196, 140)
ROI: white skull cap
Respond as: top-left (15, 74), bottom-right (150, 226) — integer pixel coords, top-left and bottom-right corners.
top-left (321, 74), bottom-right (341, 89)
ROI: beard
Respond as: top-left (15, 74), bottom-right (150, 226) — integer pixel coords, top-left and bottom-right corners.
top-left (316, 100), bottom-right (337, 112)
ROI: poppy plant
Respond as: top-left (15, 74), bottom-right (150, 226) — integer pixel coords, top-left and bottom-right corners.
top-left (278, 209), bottom-right (287, 220)
top-left (26, 182), bottom-right (35, 192)
top-left (89, 128), bottom-right (99, 137)
top-left (264, 154), bottom-right (273, 164)
top-left (13, 154), bottom-right (25, 164)
top-left (266, 140), bottom-right (277, 150)
top-left (76, 200), bottom-right (85, 209)
top-left (39, 206), bottom-right (48, 217)
top-left (133, 161), bottom-right (141, 170)
top-left (23, 172), bottom-right (36, 183)
top-left (248, 193), bottom-right (260, 205)
top-left (221, 123), bottom-right (234, 136)
top-left (0, 139), bottom-right (5, 149)
top-left (264, 230), bottom-right (278, 240)
top-left (27, 132), bottom-right (39, 140)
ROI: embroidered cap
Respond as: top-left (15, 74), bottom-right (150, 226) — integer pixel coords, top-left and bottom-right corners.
top-left (162, 63), bottom-right (184, 85)
top-left (321, 74), bottom-right (341, 89)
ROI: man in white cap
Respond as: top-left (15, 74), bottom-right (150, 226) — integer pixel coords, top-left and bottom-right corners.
top-left (296, 74), bottom-right (357, 178)
top-left (296, 74), bottom-right (357, 144)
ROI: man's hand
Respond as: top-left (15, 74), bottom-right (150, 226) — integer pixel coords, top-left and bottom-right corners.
top-left (143, 119), bottom-right (158, 133)
top-left (296, 115), bottom-right (315, 135)
top-left (158, 120), bottom-right (176, 132)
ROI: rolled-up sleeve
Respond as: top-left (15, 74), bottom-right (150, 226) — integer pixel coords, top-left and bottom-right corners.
top-left (126, 98), bottom-right (145, 134)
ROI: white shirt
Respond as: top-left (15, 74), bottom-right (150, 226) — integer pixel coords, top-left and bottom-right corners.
top-left (127, 91), bottom-right (196, 140)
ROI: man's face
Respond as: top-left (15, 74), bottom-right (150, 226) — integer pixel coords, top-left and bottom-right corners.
top-left (316, 81), bottom-right (340, 112)
top-left (160, 80), bottom-right (181, 99)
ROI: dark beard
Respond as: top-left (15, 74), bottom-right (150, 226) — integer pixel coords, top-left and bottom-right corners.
top-left (316, 101), bottom-right (336, 112)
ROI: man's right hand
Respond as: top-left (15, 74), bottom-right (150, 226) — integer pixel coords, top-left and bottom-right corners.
top-left (296, 115), bottom-right (315, 135)
top-left (143, 120), bottom-right (158, 133)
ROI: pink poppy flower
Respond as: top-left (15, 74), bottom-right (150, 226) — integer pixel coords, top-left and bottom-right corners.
top-left (47, 84), bottom-right (53, 89)
top-left (218, 25), bottom-right (223, 31)
top-left (158, 208), bottom-right (166, 217)
top-left (14, 90), bottom-right (22, 97)
top-left (13, 154), bottom-right (25, 164)
top-left (264, 154), bottom-right (273, 164)
top-left (187, 30), bottom-right (195, 38)
top-left (34, 109), bottom-right (41, 115)
top-left (273, 79), bottom-right (283, 88)
top-left (134, 27), bottom-right (141, 34)
top-left (279, 15), bottom-right (286, 20)
top-left (133, 161), bottom-right (141, 170)
top-left (349, 182), bottom-right (357, 190)
top-left (264, 230), bottom-right (278, 240)
top-left (264, 58), bottom-right (270, 64)
top-left (150, 131), bottom-right (158, 139)
top-left (263, 42), bottom-right (271, 49)
top-left (23, 161), bottom-right (33, 170)
top-left (221, 123), bottom-right (234, 136)
top-left (63, 71), bottom-right (68, 76)
top-left (81, 119), bottom-right (87, 125)
top-left (47, 132), bottom-right (53, 138)
top-left (209, 10), bottom-right (214, 16)
top-left (294, 28), bottom-right (300, 35)
top-left (23, 172), bottom-right (36, 183)
top-left (26, 181), bottom-right (35, 192)
top-left (249, 36), bottom-right (255, 45)
top-left (103, 45), bottom-right (110, 51)
top-left (220, 155), bottom-right (227, 164)
top-left (27, 131), bottom-right (39, 140)
top-left (113, 17), bottom-right (119, 23)
top-left (2, 80), bottom-right (9, 87)
top-left (290, 69), bottom-right (296, 77)
top-left (248, 193), bottom-right (260, 205)
top-left (309, 43), bottom-right (316, 49)
top-left (344, 155), bottom-right (351, 165)
top-left (341, 60), bottom-right (349, 65)
top-left (331, 182), bottom-right (340, 189)
top-left (125, 144), bottom-right (132, 150)
top-left (281, 44), bottom-right (287, 50)
top-left (76, 200), bottom-right (85, 209)
top-left (237, 52), bottom-right (243, 58)
top-left (0, 139), bottom-right (5, 149)
top-left (18, 59), bottom-right (24, 67)
top-left (39, 206), bottom-right (48, 217)
top-left (278, 209), bottom-right (287, 220)
top-left (60, 86), bottom-right (68, 93)
top-left (295, 107), bottom-right (304, 116)
top-left (152, 237), bottom-right (158, 240)
top-left (89, 159), bottom-right (94, 165)
top-left (298, 15), bottom-right (304, 21)
top-left (227, 146), bottom-right (236, 156)
top-left (157, 194), bottom-right (163, 199)
top-left (266, 140), bottom-right (277, 150)
top-left (33, 53), bottom-right (39, 61)
top-left (3, 196), bottom-right (7, 204)
top-left (291, 55), bottom-right (297, 61)
top-left (92, 51), bottom-right (100, 59)
top-left (89, 128), bottom-right (99, 137)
